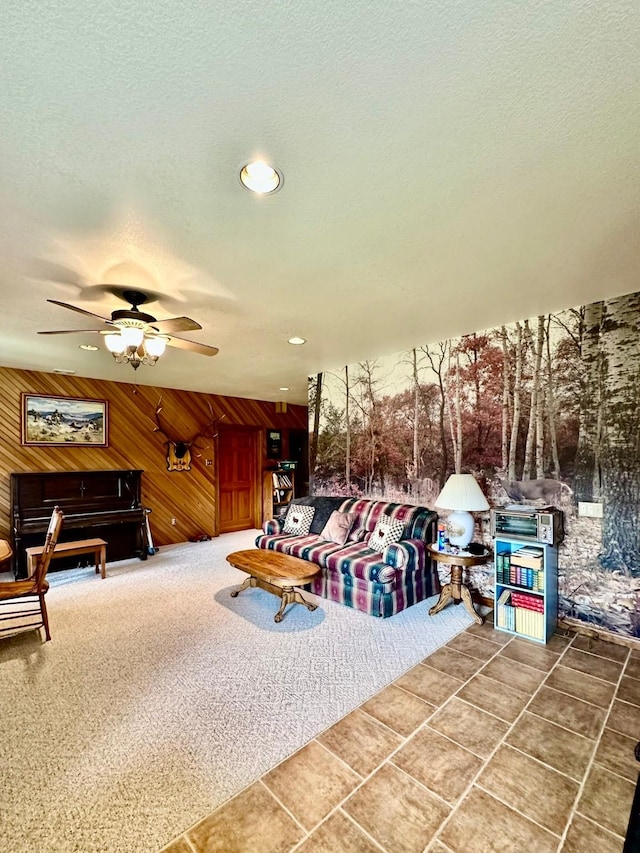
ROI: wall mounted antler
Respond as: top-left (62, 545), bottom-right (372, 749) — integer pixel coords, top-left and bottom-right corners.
top-left (152, 396), bottom-right (225, 472)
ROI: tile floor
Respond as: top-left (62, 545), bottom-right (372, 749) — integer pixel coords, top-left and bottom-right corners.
top-left (162, 620), bottom-right (640, 853)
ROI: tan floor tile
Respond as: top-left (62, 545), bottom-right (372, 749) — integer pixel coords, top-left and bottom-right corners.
top-left (343, 762), bottom-right (450, 853)
top-left (295, 810), bottom-right (382, 853)
top-left (507, 712), bottom-right (594, 781)
top-left (160, 839), bottom-right (192, 853)
top-left (571, 634), bottom-right (629, 663)
top-left (545, 664), bottom-right (616, 708)
top-left (395, 664), bottom-right (463, 707)
top-left (607, 698), bottom-right (640, 740)
top-left (423, 645), bottom-right (485, 681)
top-left (577, 764), bottom-right (636, 838)
top-left (392, 726), bottom-right (483, 804)
top-left (445, 632), bottom-right (502, 662)
top-left (481, 654), bottom-right (546, 695)
top-left (498, 637), bottom-right (560, 672)
top-left (562, 647), bottom-right (625, 683)
top-left (456, 673), bottom-right (529, 723)
top-left (263, 740), bottom-right (360, 831)
top-left (427, 842), bottom-right (452, 853)
top-left (527, 685), bottom-right (606, 739)
top-left (361, 683), bottom-right (434, 737)
top-left (465, 618), bottom-right (512, 646)
top-left (186, 781), bottom-right (304, 853)
top-left (547, 631), bottom-right (574, 652)
top-left (625, 650), bottom-right (640, 679)
top-left (438, 786), bottom-right (558, 853)
top-left (593, 728), bottom-right (639, 781)
top-left (561, 814), bottom-right (624, 853)
top-left (428, 697), bottom-right (509, 758)
top-left (317, 708), bottom-right (402, 777)
top-left (477, 744), bottom-right (580, 835)
top-left (618, 675), bottom-right (640, 706)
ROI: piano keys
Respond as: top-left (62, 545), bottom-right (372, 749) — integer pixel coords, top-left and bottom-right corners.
top-left (11, 469), bottom-right (147, 578)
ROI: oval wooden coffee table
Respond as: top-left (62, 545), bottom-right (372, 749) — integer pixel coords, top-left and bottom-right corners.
top-left (226, 549), bottom-right (321, 623)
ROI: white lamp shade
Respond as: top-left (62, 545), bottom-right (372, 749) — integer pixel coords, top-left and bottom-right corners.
top-left (104, 333), bottom-right (125, 354)
top-left (435, 474), bottom-right (489, 548)
top-left (435, 474), bottom-right (490, 512)
top-left (145, 336), bottom-right (167, 358)
top-left (120, 326), bottom-right (144, 348)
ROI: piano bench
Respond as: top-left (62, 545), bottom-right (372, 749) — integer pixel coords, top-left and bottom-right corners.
top-left (26, 538), bottom-right (107, 579)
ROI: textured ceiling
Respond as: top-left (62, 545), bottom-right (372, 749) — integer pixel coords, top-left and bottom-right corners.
top-left (0, 1), bottom-right (638, 404)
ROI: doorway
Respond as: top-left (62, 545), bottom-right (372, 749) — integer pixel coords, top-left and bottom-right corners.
top-left (217, 427), bottom-right (259, 533)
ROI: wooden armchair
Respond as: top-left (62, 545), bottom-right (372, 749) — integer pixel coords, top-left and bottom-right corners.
top-left (0, 506), bottom-right (64, 641)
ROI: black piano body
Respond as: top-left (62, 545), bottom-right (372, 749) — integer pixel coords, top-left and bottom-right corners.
top-left (11, 469), bottom-right (147, 578)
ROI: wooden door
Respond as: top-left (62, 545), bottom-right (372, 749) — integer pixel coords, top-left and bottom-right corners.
top-left (217, 427), bottom-right (258, 533)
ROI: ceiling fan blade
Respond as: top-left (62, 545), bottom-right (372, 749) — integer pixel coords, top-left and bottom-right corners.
top-left (47, 299), bottom-right (110, 323)
top-left (38, 329), bottom-right (105, 335)
top-left (166, 335), bottom-right (219, 356)
top-left (151, 316), bottom-right (202, 334)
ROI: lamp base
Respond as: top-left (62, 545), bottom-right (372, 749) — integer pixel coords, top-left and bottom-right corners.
top-left (445, 510), bottom-right (474, 549)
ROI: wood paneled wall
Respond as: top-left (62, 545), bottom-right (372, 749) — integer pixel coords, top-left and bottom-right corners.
top-left (0, 367), bottom-right (307, 547)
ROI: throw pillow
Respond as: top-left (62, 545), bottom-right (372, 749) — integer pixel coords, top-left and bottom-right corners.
top-left (282, 504), bottom-right (315, 536)
top-left (368, 514), bottom-right (404, 553)
top-left (320, 511), bottom-right (357, 546)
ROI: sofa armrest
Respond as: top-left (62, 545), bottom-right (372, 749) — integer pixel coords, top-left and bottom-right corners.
top-left (383, 538), bottom-right (426, 573)
top-left (263, 517), bottom-right (285, 535)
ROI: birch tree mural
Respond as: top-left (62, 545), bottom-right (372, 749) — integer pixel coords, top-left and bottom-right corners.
top-left (310, 287), bottom-right (640, 636)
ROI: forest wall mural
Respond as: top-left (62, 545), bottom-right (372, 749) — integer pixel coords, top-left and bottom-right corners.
top-left (309, 290), bottom-right (640, 638)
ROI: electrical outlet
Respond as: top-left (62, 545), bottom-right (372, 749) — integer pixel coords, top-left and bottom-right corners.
top-left (578, 501), bottom-right (604, 518)
top-left (205, 459), bottom-right (213, 466)
top-left (171, 517), bottom-right (177, 525)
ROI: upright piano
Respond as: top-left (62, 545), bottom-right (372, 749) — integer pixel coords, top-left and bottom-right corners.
top-left (11, 469), bottom-right (147, 578)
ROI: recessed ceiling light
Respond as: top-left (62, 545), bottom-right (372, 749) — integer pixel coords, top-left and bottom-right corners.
top-left (288, 337), bottom-right (306, 345)
top-left (79, 344), bottom-right (99, 351)
top-left (239, 160), bottom-right (283, 194)
top-left (279, 387), bottom-right (290, 391)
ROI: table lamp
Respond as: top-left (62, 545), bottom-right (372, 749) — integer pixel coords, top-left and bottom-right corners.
top-left (435, 474), bottom-right (490, 548)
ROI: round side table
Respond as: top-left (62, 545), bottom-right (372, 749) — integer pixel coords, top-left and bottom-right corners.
top-left (427, 544), bottom-right (489, 625)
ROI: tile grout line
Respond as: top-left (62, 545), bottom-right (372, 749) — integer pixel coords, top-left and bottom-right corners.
top-left (555, 640), bottom-right (633, 850)
top-left (421, 631), bottom-right (575, 849)
top-left (281, 634), bottom-right (508, 852)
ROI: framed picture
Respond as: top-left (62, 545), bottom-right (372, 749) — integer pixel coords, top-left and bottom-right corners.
top-left (266, 429), bottom-right (282, 459)
top-left (21, 393), bottom-right (109, 447)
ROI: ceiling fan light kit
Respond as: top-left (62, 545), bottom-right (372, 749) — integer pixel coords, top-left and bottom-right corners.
top-left (39, 289), bottom-right (219, 370)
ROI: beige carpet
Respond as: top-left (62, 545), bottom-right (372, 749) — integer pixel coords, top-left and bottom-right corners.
top-left (0, 530), bottom-right (473, 853)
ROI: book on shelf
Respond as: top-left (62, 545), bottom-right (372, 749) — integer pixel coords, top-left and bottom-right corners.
top-left (272, 472), bottom-right (293, 489)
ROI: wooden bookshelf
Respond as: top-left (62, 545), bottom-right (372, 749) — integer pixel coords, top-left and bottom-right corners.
top-left (262, 468), bottom-right (295, 521)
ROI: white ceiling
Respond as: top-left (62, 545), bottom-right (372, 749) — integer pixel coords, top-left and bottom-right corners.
top-left (1, 1), bottom-right (638, 405)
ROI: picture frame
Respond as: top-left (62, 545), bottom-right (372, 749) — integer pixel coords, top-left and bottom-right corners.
top-left (21, 393), bottom-right (109, 447)
top-left (266, 429), bottom-right (282, 459)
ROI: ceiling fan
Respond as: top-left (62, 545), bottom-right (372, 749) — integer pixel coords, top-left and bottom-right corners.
top-left (39, 289), bottom-right (219, 368)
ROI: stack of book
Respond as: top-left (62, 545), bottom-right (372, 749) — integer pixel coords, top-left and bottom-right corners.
top-left (496, 589), bottom-right (515, 631)
top-left (496, 545), bottom-right (544, 590)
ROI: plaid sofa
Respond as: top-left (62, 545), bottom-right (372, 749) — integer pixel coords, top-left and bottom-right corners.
top-left (255, 496), bottom-right (439, 618)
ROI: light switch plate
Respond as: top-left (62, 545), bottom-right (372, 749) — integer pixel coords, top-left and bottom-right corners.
top-left (578, 501), bottom-right (604, 518)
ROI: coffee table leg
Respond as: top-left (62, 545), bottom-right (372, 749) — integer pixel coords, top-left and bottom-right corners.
top-left (230, 576), bottom-right (255, 597)
top-left (274, 586), bottom-right (318, 623)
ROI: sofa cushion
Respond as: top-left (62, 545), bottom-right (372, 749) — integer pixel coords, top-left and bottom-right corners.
top-left (323, 543), bottom-right (397, 584)
top-left (321, 511), bottom-right (357, 545)
top-left (367, 514), bottom-right (404, 552)
top-left (289, 496), bottom-right (346, 534)
top-left (283, 504), bottom-right (315, 536)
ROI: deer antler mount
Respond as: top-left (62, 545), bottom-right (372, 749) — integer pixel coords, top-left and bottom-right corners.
top-left (152, 397), bottom-right (225, 472)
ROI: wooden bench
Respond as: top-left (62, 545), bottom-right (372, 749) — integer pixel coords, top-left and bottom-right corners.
top-left (25, 538), bottom-right (107, 579)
